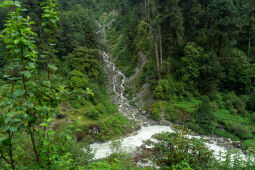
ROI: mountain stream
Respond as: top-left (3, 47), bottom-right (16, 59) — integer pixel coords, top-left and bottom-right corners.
top-left (89, 52), bottom-right (247, 163)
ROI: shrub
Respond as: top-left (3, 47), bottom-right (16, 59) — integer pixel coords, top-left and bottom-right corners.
top-left (68, 47), bottom-right (102, 80)
top-left (86, 108), bottom-right (100, 120)
top-left (195, 96), bottom-right (216, 134)
top-left (153, 130), bottom-right (216, 169)
top-left (242, 139), bottom-right (255, 150)
top-left (68, 70), bottom-right (86, 79)
top-left (165, 105), bottom-right (177, 122)
top-left (214, 93), bottom-right (225, 109)
top-left (70, 76), bottom-right (89, 89)
top-left (150, 102), bottom-right (165, 121)
top-left (214, 129), bottom-right (240, 141)
top-left (228, 123), bottom-right (253, 140)
top-left (153, 78), bottom-right (186, 100)
top-left (224, 92), bottom-right (246, 115)
top-left (186, 122), bottom-right (200, 132)
top-left (68, 70), bottom-right (89, 89)
top-left (247, 91), bottom-right (255, 112)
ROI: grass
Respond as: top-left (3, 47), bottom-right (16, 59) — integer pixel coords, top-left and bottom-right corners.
top-left (159, 96), bottom-right (255, 146)
top-left (173, 98), bottom-right (202, 113)
top-left (56, 101), bottom-right (132, 143)
top-left (242, 138), bottom-right (255, 150)
top-left (214, 129), bottom-right (240, 141)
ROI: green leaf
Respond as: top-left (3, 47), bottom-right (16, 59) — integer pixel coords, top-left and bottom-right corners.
top-left (13, 89), bottom-right (25, 97)
top-left (2, 138), bottom-right (10, 146)
top-left (66, 135), bottom-right (72, 140)
top-left (7, 112), bottom-right (16, 118)
top-left (9, 127), bottom-right (17, 133)
top-left (14, 39), bottom-right (20, 44)
top-left (22, 71), bottom-right (31, 78)
top-left (0, 137), bottom-right (7, 142)
top-left (40, 123), bottom-right (48, 127)
top-left (48, 64), bottom-right (57, 71)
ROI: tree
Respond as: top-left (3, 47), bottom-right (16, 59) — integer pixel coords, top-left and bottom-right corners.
top-left (240, 0), bottom-right (255, 57)
top-left (0, 0), bottom-right (73, 168)
top-left (157, 0), bottom-right (184, 59)
top-left (179, 42), bottom-right (208, 90)
top-left (247, 91), bottom-right (255, 112)
top-left (68, 47), bottom-right (102, 81)
top-left (220, 49), bottom-right (255, 93)
top-left (208, 0), bottom-right (239, 57)
top-left (196, 96), bottom-right (216, 134)
top-left (180, 0), bottom-right (202, 39)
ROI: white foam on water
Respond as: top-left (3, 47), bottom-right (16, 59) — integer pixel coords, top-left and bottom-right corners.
top-left (90, 125), bottom-right (174, 159)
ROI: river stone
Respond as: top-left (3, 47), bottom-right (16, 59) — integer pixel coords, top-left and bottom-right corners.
top-left (136, 126), bottom-right (142, 130)
top-left (57, 114), bottom-right (66, 119)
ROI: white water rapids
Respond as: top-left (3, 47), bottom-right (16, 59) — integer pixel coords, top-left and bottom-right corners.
top-left (88, 51), bottom-right (248, 164)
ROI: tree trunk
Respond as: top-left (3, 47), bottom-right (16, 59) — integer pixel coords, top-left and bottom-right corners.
top-left (159, 28), bottom-right (163, 69)
top-left (84, 25), bottom-right (86, 47)
top-left (145, 0), bottom-right (147, 18)
top-left (147, 0), bottom-right (150, 20)
top-left (218, 35), bottom-right (223, 57)
top-left (248, 29), bottom-right (251, 58)
top-left (155, 36), bottom-right (161, 79)
top-left (248, 18), bottom-right (253, 58)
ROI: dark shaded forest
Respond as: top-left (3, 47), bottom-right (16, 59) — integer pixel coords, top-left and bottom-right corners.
top-left (0, 0), bottom-right (255, 169)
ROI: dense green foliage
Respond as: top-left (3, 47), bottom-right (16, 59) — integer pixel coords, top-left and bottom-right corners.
top-left (109, 0), bottom-right (255, 153)
top-left (195, 96), bottom-right (216, 134)
top-left (1, 0), bottom-right (255, 169)
top-left (152, 129), bottom-right (255, 170)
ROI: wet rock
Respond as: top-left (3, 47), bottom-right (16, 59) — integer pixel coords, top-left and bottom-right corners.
top-left (57, 114), bottom-right (66, 119)
top-left (232, 141), bottom-right (241, 148)
top-left (136, 126), bottom-right (142, 130)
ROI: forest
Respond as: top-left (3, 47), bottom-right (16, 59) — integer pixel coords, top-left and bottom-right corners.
top-left (0, 0), bottom-right (255, 169)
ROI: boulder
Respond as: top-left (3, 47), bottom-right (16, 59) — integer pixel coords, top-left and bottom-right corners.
top-left (57, 114), bottom-right (66, 119)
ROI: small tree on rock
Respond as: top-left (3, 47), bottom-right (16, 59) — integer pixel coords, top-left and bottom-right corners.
top-left (196, 96), bottom-right (216, 134)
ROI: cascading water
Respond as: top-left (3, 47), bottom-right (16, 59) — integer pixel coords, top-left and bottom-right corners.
top-left (102, 51), bottom-right (138, 120)
top-left (89, 21), bottom-right (248, 165)
top-left (91, 50), bottom-right (248, 163)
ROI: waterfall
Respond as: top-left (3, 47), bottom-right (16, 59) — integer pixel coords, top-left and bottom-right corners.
top-left (88, 22), bottom-right (249, 165)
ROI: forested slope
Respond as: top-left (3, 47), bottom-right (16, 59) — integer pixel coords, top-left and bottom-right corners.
top-left (107, 0), bottom-right (255, 151)
top-left (0, 0), bottom-right (255, 169)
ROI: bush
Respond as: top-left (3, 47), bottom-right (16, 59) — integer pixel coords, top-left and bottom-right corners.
top-left (247, 91), bottom-right (255, 112)
top-left (214, 93), bottom-right (225, 109)
top-left (68, 47), bottom-right (102, 80)
top-left (153, 130), bottom-right (216, 169)
top-left (68, 70), bottom-right (89, 89)
top-left (68, 70), bottom-right (86, 79)
top-left (164, 105), bottom-right (177, 122)
top-left (186, 122), bottom-right (200, 132)
top-left (224, 92), bottom-right (246, 115)
top-left (153, 78), bottom-right (186, 100)
top-left (242, 139), bottom-right (255, 150)
top-left (70, 76), bottom-right (89, 89)
top-left (214, 129), bottom-right (240, 141)
top-left (86, 108), bottom-right (100, 120)
top-left (228, 123), bottom-right (253, 140)
top-left (150, 102), bottom-right (165, 121)
top-left (195, 96), bottom-right (216, 134)
top-left (86, 153), bottom-right (136, 170)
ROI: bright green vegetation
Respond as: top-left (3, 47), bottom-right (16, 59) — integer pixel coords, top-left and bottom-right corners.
top-left (0, 0), bottom-right (255, 169)
top-left (151, 129), bottom-right (255, 169)
top-left (108, 0), bottom-right (255, 153)
top-left (0, 0), bottom-right (132, 169)
top-left (148, 92), bottom-right (255, 150)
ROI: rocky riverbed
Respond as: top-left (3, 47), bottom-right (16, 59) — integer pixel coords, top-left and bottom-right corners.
top-left (88, 22), bottom-right (248, 167)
